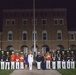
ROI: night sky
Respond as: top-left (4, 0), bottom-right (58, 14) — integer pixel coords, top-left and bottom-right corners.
top-left (0, 0), bottom-right (76, 31)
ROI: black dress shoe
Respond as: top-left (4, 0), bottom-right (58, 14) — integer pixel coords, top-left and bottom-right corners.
top-left (38, 69), bottom-right (40, 70)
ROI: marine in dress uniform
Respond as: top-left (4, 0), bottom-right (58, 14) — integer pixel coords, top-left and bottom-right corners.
top-left (16, 53), bottom-right (20, 69)
top-left (28, 51), bottom-right (33, 70)
top-left (10, 51), bottom-right (16, 69)
top-left (45, 51), bottom-right (51, 70)
top-left (52, 51), bottom-right (56, 69)
top-left (5, 51), bottom-right (10, 69)
top-left (70, 51), bottom-right (75, 69)
top-left (66, 51), bottom-right (71, 69)
top-left (0, 51), bottom-right (5, 69)
top-left (20, 52), bottom-right (24, 69)
top-left (61, 51), bottom-right (66, 69)
top-left (36, 52), bottom-right (42, 70)
top-left (57, 51), bottom-right (61, 69)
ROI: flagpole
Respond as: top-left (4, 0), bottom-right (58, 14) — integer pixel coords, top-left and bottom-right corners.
top-left (33, 0), bottom-right (36, 58)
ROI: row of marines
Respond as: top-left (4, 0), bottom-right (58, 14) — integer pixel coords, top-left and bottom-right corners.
top-left (0, 50), bottom-right (75, 70)
top-left (36, 50), bottom-right (75, 70)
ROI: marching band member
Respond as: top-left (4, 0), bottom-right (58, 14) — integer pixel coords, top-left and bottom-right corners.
top-left (20, 52), bottom-right (24, 69)
top-left (5, 51), bottom-right (10, 69)
top-left (66, 51), bottom-right (71, 69)
top-left (36, 51), bottom-right (42, 70)
top-left (71, 51), bottom-right (75, 69)
top-left (57, 50), bottom-right (61, 69)
top-left (28, 51), bottom-right (33, 70)
top-left (45, 51), bottom-right (51, 70)
top-left (10, 51), bottom-right (16, 69)
top-left (61, 51), bottom-right (66, 69)
top-left (0, 51), bottom-right (5, 69)
top-left (16, 53), bottom-right (20, 69)
top-left (52, 51), bottom-right (56, 69)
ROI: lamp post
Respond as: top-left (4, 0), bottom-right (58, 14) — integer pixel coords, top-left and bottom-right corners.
top-left (0, 32), bottom-right (2, 50)
top-left (33, 0), bottom-right (36, 58)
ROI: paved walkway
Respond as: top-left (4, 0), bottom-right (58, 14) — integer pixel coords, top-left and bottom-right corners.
top-left (10, 66), bottom-right (62, 75)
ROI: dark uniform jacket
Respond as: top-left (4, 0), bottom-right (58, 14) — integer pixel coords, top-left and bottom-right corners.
top-left (5, 54), bottom-right (10, 62)
top-left (61, 54), bottom-right (66, 61)
top-left (66, 54), bottom-right (70, 61)
top-left (52, 54), bottom-right (56, 61)
top-left (57, 53), bottom-right (61, 61)
top-left (71, 54), bottom-right (75, 61)
top-left (36, 55), bottom-right (42, 62)
top-left (0, 54), bottom-right (5, 61)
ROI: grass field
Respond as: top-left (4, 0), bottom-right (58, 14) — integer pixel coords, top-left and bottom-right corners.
top-left (57, 69), bottom-right (76, 75)
top-left (0, 70), bottom-right (14, 75)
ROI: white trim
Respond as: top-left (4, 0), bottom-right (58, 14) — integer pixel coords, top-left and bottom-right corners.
top-left (69, 33), bottom-right (75, 41)
top-left (57, 30), bottom-right (62, 40)
top-left (42, 30), bottom-right (47, 41)
top-left (11, 19), bottom-right (15, 26)
top-left (22, 31), bottom-right (28, 41)
top-left (7, 31), bottom-right (13, 41)
top-left (6, 19), bottom-right (10, 26)
top-left (59, 18), bottom-right (64, 25)
top-left (42, 19), bottom-right (47, 25)
top-left (0, 32), bottom-right (2, 35)
top-left (32, 31), bottom-right (37, 41)
top-left (42, 47), bottom-right (46, 54)
top-left (22, 19), bottom-right (28, 26)
top-left (32, 19), bottom-right (37, 25)
top-left (54, 18), bottom-right (58, 25)
top-left (1, 39), bottom-right (76, 43)
top-left (22, 47), bottom-right (28, 54)
top-left (68, 31), bottom-right (76, 33)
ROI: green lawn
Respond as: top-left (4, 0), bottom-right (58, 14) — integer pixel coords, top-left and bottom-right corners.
top-left (0, 70), bottom-right (14, 75)
top-left (57, 69), bottom-right (76, 75)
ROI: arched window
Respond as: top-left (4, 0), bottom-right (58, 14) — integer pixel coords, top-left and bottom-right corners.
top-left (42, 47), bottom-right (46, 54)
top-left (6, 45), bottom-right (14, 51)
top-left (70, 45), bottom-right (76, 50)
top-left (21, 45), bottom-right (28, 54)
top-left (22, 31), bottom-right (27, 41)
top-left (57, 30), bottom-right (62, 40)
top-left (56, 45), bottom-right (64, 50)
top-left (8, 31), bottom-right (13, 41)
top-left (42, 45), bottom-right (49, 54)
top-left (42, 30), bottom-right (47, 41)
top-left (32, 31), bottom-right (37, 40)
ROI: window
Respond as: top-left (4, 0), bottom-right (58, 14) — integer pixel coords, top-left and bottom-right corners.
top-left (42, 47), bottom-right (46, 54)
top-left (42, 19), bottom-right (47, 25)
top-left (8, 31), bottom-right (13, 41)
top-left (54, 19), bottom-right (58, 25)
top-left (42, 30), bottom-right (47, 40)
top-left (70, 33), bottom-right (75, 40)
top-left (57, 30), bottom-right (62, 40)
top-left (7, 46), bottom-right (14, 51)
top-left (22, 47), bottom-right (28, 54)
top-left (32, 19), bottom-right (37, 25)
top-left (10, 47), bottom-right (14, 50)
top-left (22, 19), bottom-right (28, 26)
top-left (59, 19), bottom-right (64, 25)
top-left (6, 19), bottom-right (10, 26)
top-left (11, 19), bottom-right (15, 26)
top-left (22, 31), bottom-right (27, 41)
top-left (32, 31), bottom-right (37, 40)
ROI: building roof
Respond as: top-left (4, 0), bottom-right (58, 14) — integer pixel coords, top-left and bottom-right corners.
top-left (0, 0), bottom-right (76, 32)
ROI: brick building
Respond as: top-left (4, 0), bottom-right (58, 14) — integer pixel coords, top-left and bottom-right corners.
top-left (0, 8), bottom-right (76, 54)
